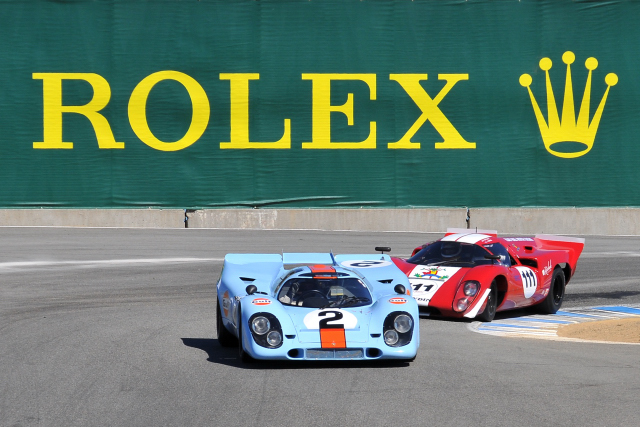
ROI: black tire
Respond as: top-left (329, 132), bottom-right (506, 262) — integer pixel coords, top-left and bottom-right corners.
top-left (216, 297), bottom-right (237, 347)
top-left (539, 267), bottom-right (565, 314)
top-left (476, 281), bottom-right (497, 322)
top-left (237, 312), bottom-right (254, 363)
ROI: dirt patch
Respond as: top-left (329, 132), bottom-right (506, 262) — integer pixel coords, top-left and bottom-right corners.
top-left (557, 317), bottom-right (640, 343)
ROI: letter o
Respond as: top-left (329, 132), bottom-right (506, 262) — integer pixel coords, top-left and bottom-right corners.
top-left (128, 71), bottom-right (210, 151)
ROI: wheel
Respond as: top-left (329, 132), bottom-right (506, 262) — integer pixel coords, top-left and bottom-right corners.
top-left (237, 313), bottom-right (254, 363)
top-left (539, 267), bottom-right (565, 314)
top-left (476, 281), bottom-right (497, 322)
top-left (216, 297), bottom-right (237, 347)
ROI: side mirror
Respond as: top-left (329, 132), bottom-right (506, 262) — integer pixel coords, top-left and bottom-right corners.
top-left (484, 254), bottom-right (501, 260)
top-left (246, 285), bottom-right (257, 295)
top-left (394, 284), bottom-right (406, 295)
top-left (375, 246), bottom-right (391, 254)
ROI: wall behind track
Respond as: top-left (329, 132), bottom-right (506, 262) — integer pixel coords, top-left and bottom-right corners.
top-left (0, 1), bottom-right (638, 210)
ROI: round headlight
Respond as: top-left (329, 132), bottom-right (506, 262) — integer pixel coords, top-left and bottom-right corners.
top-left (394, 314), bottom-right (413, 333)
top-left (384, 329), bottom-right (399, 345)
top-left (456, 298), bottom-right (469, 311)
top-left (251, 316), bottom-right (270, 335)
top-left (266, 330), bottom-right (282, 347)
top-left (463, 281), bottom-right (479, 297)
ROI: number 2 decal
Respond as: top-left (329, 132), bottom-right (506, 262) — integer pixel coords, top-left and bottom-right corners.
top-left (319, 310), bottom-right (344, 329)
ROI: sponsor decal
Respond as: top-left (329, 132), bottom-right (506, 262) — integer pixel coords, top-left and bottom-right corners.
top-left (389, 297), bottom-right (407, 304)
top-left (341, 259), bottom-right (391, 269)
top-left (252, 298), bottom-right (271, 306)
top-left (409, 266), bottom-right (459, 305)
top-left (504, 238), bottom-right (534, 242)
top-left (222, 291), bottom-right (230, 317)
top-left (542, 260), bottom-right (553, 276)
top-left (412, 266), bottom-right (449, 281)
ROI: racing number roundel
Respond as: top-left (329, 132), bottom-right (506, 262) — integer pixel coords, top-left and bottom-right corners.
top-left (303, 309), bottom-right (358, 329)
top-left (304, 309), bottom-right (358, 349)
top-left (515, 266), bottom-right (538, 298)
top-left (341, 260), bottom-right (391, 269)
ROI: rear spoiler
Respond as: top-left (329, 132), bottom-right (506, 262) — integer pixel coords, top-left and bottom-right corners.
top-left (282, 253), bottom-right (335, 265)
top-left (534, 235), bottom-right (585, 270)
top-left (445, 228), bottom-right (498, 237)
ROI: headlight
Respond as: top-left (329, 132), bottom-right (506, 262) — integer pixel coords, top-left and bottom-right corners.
top-left (456, 298), bottom-right (469, 311)
top-left (248, 313), bottom-right (283, 349)
top-left (266, 331), bottom-right (282, 347)
top-left (382, 311), bottom-right (414, 347)
top-left (251, 316), bottom-right (270, 335)
top-left (394, 314), bottom-right (413, 333)
top-left (384, 329), bottom-right (399, 345)
top-left (463, 281), bottom-right (480, 297)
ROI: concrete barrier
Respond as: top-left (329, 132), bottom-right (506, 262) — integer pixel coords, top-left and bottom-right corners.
top-left (0, 209), bottom-right (184, 228)
top-left (1, 208), bottom-right (639, 235)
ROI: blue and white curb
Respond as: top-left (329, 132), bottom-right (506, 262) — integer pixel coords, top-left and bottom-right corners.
top-left (469, 305), bottom-right (640, 345)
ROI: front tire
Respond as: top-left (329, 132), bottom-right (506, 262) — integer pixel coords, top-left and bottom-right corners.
top-left (476, 281), bottom-right (497, 322)
top-left (216, 296), bottom-right (237, 347)
top-left (539, 267), bottom-right (565, 314)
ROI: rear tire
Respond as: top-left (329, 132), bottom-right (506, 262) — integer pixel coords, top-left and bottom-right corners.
top-left (476, 281), bottom-right (497, 322)
top-left (216, 296), bottom-right (237, 347)
top-left (539, 267), bottom-right (565, 314)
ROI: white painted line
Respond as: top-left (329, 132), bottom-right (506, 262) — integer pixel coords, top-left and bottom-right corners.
top-left (0, 258), bottom-right (223, 271)
top-left (580, 251), bottom-right (640, 258)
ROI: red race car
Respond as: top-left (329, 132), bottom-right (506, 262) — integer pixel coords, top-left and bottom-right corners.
top-left (390, 229), bottom-right (584, 322)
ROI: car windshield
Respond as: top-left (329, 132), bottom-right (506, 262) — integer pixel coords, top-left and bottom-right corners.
top-left (278, 276), bottom-right (372, 308)
top-left (406, 241), bottom-right (496, 267)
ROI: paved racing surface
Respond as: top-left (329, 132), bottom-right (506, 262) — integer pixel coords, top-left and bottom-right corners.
top-left (1, 228), bottom-right (639, 427)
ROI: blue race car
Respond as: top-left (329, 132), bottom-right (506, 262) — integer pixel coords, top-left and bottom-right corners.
top-left (216, 252), bottom-right (419, 362)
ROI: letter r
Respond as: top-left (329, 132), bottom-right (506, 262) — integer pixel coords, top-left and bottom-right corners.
top-left (32, 73), bottom-right (123, 149)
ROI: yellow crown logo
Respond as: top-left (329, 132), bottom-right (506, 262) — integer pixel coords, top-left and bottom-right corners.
top-left (519, 51), bottom-right (618, 158)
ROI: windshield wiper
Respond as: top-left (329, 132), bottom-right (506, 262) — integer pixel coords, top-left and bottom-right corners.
top-left (320, 296), bottom-right (371, 309)
top-left (418, 260), bottom-right (453, 266)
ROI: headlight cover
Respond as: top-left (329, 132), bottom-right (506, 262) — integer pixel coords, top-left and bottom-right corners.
top-left (251, 316), bottom-right (270, 335)
top-left (453, 280), bottom-right (482, 312)
top-left (248, 313), bottom-right (283, 348)
top-left (463, 280), bottom-right (480, 297)
top-left (394, 314), bottom-right (413, 334)
top-left (383, 311), bottom-right (414, 347)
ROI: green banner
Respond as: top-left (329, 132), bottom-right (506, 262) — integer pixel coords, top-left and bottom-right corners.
top-left (0, 0), bottom-right (637, 208)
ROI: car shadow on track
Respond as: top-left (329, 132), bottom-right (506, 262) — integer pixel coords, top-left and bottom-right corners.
top-left (181, 338), bottom-right (411, 369)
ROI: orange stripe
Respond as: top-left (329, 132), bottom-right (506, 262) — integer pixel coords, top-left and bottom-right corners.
top-left (310, 265), bottom-right (336, 274)
top-left (320, 328), bottom-right (346, 349)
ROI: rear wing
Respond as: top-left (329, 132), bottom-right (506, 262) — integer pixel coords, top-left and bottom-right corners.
top-left (222, 254), bottom-right (284, 293)
top-left (445, 228), bottom-right (498, 237)
top-left (534, 235), bottom-right (585, 270)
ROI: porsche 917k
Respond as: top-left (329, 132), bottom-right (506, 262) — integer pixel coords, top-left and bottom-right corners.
top-left (216, 253), bottom-right (419, 362)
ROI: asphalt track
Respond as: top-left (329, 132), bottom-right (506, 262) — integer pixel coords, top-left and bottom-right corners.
top-left (1, 228), bottom-right (639, 427)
